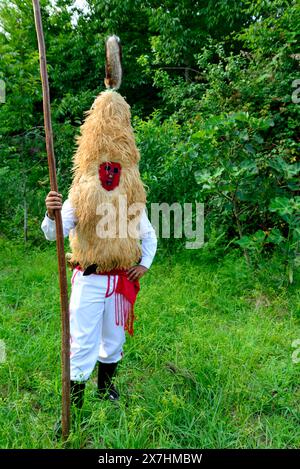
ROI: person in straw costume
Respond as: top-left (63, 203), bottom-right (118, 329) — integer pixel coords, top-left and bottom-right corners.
top-left (41, 36), bottom-right (157, 408)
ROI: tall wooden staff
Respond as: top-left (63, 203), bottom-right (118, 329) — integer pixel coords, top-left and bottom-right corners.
top-left (32, 0), bottom-right (70, 440)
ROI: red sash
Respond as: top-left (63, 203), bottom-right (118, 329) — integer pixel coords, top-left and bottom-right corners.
top-left (76, 267), bottom-right (140, 336)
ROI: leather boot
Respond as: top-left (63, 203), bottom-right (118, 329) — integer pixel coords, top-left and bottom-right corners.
top-left (97, 361), bottom-right (119, 401)
top-left (54, 381), bottom-right (86, 438)
top-left (70, 380), bottom-right (86, 409)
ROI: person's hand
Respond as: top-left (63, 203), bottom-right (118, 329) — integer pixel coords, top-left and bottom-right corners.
top-left (127, 265), bottom-right (148, 282)
top-left (45, 191), bottom-right (62, 220)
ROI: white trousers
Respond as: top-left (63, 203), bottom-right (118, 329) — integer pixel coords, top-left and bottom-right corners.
top-left (69, 268), bottom-right (126, 382)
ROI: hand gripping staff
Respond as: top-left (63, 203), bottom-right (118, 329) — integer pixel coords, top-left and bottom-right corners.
top-left (32, 0), bottom-right (70, 440)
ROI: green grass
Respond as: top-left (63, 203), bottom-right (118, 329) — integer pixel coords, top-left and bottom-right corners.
top-left (0, 240), bottom-right (300, 448)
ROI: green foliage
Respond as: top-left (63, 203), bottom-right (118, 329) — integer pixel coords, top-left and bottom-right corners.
top-left (0, 0), bottom-right (299, 280)
top-left (136, 0), bottom-right (300, 280)
top-left (269, 197), bottom-right (300, 283)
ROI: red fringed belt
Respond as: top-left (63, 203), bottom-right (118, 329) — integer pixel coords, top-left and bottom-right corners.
top-left (76, 266), bottom-right (140, 336)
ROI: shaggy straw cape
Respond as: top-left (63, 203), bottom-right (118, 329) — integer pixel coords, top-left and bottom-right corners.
top-left (68, 90), bottom-right (146, 272)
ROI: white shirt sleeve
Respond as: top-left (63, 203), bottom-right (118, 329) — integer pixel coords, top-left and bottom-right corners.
top-left (41, 199), bottom-right (77, 241)
top-left (139, 209), bottom-right (157, 269)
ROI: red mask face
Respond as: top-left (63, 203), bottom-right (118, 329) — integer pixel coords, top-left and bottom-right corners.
top-left (99, 162), bottom-right (121, 191)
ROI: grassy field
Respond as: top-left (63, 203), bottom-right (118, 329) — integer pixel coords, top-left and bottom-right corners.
top-left (0, 240), bottom-right (300, 449)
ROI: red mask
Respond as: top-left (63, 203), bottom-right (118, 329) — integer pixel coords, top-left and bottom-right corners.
top-left (99, 162), bottom-right (121, 191)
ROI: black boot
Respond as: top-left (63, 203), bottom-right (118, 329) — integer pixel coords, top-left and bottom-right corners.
top-left (70, 380), bottom-right (86, 409)
top-left (54, 381), bottom-right (86, 438)
top-left (97, 361), bottom-right (119, 401)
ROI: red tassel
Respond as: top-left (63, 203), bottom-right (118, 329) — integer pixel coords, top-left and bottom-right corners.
top-left (115, 293), bottom-right (119, 326)
top-left (114, 292), bottom-right (135, 335)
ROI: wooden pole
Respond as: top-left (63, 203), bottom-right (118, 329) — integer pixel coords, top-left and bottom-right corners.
top-left (32, 0), bottom-right (70, 440)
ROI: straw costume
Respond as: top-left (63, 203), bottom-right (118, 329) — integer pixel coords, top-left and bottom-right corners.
top-left (41, 36), bottom-right (157, 407)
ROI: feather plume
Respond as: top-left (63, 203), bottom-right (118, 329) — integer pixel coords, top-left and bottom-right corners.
top-left (104, 35), bottom-right (122, 90)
